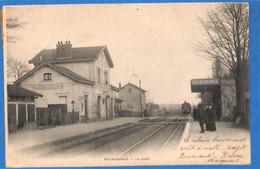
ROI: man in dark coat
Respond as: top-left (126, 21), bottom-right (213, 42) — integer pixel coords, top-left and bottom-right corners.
top-left (205, 106), bottom-right (210, 131)
top-left (193, 106), bottom-right (197, 121)
top-left (197, 103), bottom-right (207, 133)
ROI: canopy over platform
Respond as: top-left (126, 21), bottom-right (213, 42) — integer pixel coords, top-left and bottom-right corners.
top-left (7, 84), bottom-right (43, 97)
top-left (191, 78), bottom-right (220, 93)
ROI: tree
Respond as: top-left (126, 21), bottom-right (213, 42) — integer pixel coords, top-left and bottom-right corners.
top-left (198, 3), bottom-right (249, 126)
top-left (5, 13), bottom-right (30, 83)
top-left (7, 56), bottom-right (30, 82)
top-left (212, 58), bottom-right (233, 79)
top-left (6, 17), bottom-right (27, 43)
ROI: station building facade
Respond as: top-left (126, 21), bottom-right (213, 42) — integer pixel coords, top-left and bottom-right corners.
top-left (118, 83), bottom-right (146, 117)
top-left (191, 78), bottom-right (236, 121)
top-left (14, 41), bottom-right (118, 122)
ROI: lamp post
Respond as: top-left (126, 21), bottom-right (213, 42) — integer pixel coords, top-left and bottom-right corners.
top-left (139, 80), bottom-right (143, 118)
top-left (132, 74), bottom-right (143, 118)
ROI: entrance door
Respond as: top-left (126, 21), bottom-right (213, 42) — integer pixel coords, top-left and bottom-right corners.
top-left (18, 104), bottom-right (26, 128)
top-left (111, 98), bottom-right (114, 117)
top-left (28, 104), bottom-right (35, 123)
top-left (84, 95), bottom-right (88, 118)
top-left (97, 96), bottom-right (101, 119)
top-left (8, 104), bottom-right (16, 133)
top-left (105, 97), bottom-right (108, 119)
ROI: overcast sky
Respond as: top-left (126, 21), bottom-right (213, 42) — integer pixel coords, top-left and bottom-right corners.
top-left (4, 3), bottom-right (219, 105)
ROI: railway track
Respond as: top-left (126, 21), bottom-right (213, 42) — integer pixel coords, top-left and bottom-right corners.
top-left (117, 119), bottom-right (185, 157)
top-left (39, 117), bottom-right (187, 159)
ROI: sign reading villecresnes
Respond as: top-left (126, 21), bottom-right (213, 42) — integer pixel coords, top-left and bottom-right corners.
top-left (191, 79), bottom-right (219, 85)
top-left (33, 84), bottom-right (63, 90)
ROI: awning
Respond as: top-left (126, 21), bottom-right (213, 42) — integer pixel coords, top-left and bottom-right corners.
top-left (191, 78), bottom-right (220, 93)
top-left (7, 85), bottom-right (43, 97)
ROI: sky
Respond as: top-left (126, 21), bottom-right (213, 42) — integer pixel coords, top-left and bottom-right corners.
top-left (4, 3), bottom-right (219, 105)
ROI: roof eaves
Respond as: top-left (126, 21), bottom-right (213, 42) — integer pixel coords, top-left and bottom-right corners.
top-left (14, 63), bottom-right (95, 86)
top-left (30, 58), bottom-right (96, 64)
top-left (8, 85), bottom-right (43, 97)
top-left (14, 63), bottom-right (46, 85)
top-left (103, 46), bottom-right (114, 68)
top-left (50, 64), bottom-right (95, 86)
top-left (28, 49), bottom-right (45, 64)
top-left (121, 83), bottom-right (147, 92)
top-left (96, 46), bottom-right (106, 58)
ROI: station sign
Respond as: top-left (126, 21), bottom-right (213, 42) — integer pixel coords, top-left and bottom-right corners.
top-left (32, 84), bottom-right (63, 90)
top-left (191, 79), bottom-right (219, 85)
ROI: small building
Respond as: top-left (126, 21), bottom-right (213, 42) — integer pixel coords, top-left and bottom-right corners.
top-left (14, 41), bottom-right (118, 124)
top-left (7, 85), bottom-right (43, 133)
top-left (118, 83), bottom-right (146, 117)
top-left (116, 98), bottom-right (124, 110)
top-left (190, 78), bottom-right (236, 121)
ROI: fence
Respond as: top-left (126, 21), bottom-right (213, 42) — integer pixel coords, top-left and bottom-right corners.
top-left (60, 112), bottom-right (79, 125)
top-left (36, 106), bottom-right (79, 126)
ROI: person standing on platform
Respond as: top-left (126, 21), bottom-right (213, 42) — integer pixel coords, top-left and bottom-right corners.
top-left (198, 103), bottom-right (207, 133)
top-left (193, 106), bottom-right (197, 121)
top-left (208, 103), bottom-right (217, 131)
top-left (205, 105), bottom-right (210, 131)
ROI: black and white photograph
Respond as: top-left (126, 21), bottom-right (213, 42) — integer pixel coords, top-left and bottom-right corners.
top-left (3, 3), bottom-right (250, 167)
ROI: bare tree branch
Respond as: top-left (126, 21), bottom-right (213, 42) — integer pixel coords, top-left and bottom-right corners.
top-left (7, 56), bottom-right (30, 82)
top-left (197, 3), bottom-right (249, 125)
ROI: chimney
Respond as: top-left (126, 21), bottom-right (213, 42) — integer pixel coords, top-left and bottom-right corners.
top-left (56, 41), bottom-right (72, 58)
top-left (119, 83), bottom-right (121, 89)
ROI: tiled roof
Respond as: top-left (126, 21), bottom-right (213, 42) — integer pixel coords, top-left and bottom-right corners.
top-left (14, 63), bottom-right (95, 86)
top-left (29, 46), bottom-right (114, 68)
top-left (7, 85), bottom-right (43, 97)
top-left (50, 64), bottom-right (95, 85)
top-left (120, 83), bottom-right (147, 92)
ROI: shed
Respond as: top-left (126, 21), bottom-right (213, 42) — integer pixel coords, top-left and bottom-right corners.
top-left (7, 85), bottom-right (43, 133)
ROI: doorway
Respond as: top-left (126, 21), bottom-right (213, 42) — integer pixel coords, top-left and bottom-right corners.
top-left (111, 98), bottom-right (114, 117)
top-left (84, 95), bottom-right (88, 118)
top-left (97, 96), bottom-right (101, 119)
top-left (18, 104), bottom-right (26, 128)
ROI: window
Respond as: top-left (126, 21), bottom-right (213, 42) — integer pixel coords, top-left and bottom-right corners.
top-left (104, 71), bottom-right (108, 85)
top-left (44, 73), bottom-right (52, 80)
top-left (128, 88), bottom-right (131, 93)
top-left (58, 96), bottom-right (67, 104)
top-left (97, 68), bottom-right (101, 82)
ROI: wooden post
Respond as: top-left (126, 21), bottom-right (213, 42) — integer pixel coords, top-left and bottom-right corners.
top-left (26, 104), bottom-right (28, 125)
top-left (15, 104), bottom-right (18, 129)
top-left (35, 105), bottom-right (37, 128)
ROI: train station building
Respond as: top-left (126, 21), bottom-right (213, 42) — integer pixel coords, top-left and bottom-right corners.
top-left (190, 78), bottom-right (236, 121)
top-left (14, 41), bottom-right (118, 126)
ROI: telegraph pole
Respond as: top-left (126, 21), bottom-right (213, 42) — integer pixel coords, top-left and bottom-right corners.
top-left (139, 80), bottom-right (143, 118)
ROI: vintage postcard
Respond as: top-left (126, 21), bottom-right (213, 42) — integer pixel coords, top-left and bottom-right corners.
top-left (3, 3), bottom-right (250, 167)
